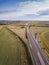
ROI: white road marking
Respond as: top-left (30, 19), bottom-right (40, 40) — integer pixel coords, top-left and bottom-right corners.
top-left (37, 52), bottom-right (45, 65)
top-left (30, 44), bottom-right (32, 48)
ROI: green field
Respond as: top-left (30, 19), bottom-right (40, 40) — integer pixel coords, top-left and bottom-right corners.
top-left (0, 28), bottom-right (28, 65)
top-left (45, 32), bottom-right (49, 57)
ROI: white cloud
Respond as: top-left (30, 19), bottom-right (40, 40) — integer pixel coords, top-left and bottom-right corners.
top-left (0, 0), bottom-right (49, 20)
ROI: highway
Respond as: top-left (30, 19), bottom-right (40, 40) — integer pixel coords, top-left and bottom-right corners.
top-left (26, 24), bottom-right (49, 65)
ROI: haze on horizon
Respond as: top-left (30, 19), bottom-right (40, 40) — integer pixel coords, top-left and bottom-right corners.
top-left (0, 0), bottom-right (49, 21)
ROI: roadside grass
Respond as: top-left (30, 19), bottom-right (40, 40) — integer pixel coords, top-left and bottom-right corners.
top-left (0, 28), bottom-right (29, 65)
top-left (38, 30), bottom-right (49, 58)
top-left (45, 32), bottom-right (49, 41)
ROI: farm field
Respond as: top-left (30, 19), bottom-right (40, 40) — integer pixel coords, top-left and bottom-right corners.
top-left (0, 27), bottom-right (29, 65)
top-left (0, 21), bottom-right (49, 65)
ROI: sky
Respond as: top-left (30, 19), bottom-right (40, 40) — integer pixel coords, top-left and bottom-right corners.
top-left (0, 0), bottom-right (49, 21)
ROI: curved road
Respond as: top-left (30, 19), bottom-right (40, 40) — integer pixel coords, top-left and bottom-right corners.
top-left (26, 24), bottom-right (49, 65)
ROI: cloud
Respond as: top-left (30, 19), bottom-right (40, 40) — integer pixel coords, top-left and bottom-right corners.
top-left (38, 9), bottom-right (49, 16)
top-left (0, 0), bottom-right (49, 20)
top-left (32, 0), bottom-right (44, 2)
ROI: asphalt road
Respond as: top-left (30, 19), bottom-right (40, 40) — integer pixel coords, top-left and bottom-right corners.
top-left (26, 24), bottom-right (49, 65)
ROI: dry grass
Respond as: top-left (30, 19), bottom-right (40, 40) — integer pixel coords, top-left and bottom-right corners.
top-left (7, 25), bottom-right (28, 44)
top-left (38, 30), bottom-right (49, 58)
top-left (30, 27), bottom-right (49, 37)
top-left (0, 25), bottom-right (3, 30)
